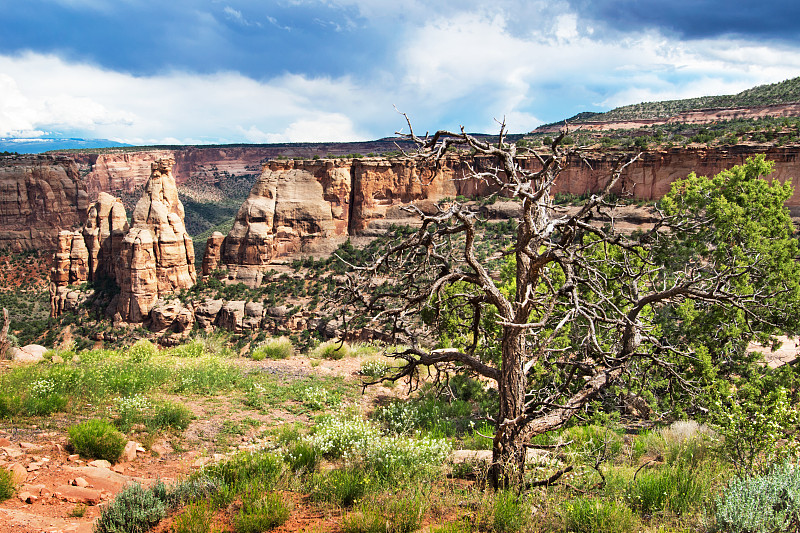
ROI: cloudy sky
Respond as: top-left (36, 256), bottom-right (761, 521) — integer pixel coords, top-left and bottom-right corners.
top-left (2, 0), bottom-right (800, 145)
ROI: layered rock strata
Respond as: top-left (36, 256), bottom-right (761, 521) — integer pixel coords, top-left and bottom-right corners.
top-left (114, 158), bottom-right (196, 322)
top-left (203, 158), bottom-right (483, 282)
top-left (50, 158), bottom-right (196, 322)
top-left (0, 155), bottom-right (88, 251)
top-left (50, 193), bottom-right (129, 316)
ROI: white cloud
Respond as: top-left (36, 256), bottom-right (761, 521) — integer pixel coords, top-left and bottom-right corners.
top-left (398, 11), bottom-right (800, 129)
top-left (5, 5), bottom-right (800, 144)
top-left (0, 52), bottom-right (374, 144)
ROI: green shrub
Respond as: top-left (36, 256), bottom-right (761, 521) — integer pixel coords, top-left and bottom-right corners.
top-left (250, 337), bottom-right (294, 361)
top-left (301, 385), bottom-right (339, 410)
top-left (0, 467), bottom-right (16, 501)
top-left (173, 501), bottom-right (220, 533)
top-left (715, 462), bottom-right (800, 533)
top-left (359, 359), bottom-right (390, 378)
top-left (234, 492), bottom-right (291, 533)
top-left (310, 467), bottom-right (371, 507)
top-left (309, 417), bottom-right (381, 458)
top-left (23, 378), bottom-right (67, 416)
top-left (68, 419), bottom-right (127, 463)
top-left (560, 497), bottom-right (637, 533)
top-left (94, 482), bottom-right (168, 533)
top-left (361, 434), bottom-right (451, 482)
top-left (127, 339), bottom-right (158, 362)
top-left (151, 401), bottom-right (195, 430)
top-left (315, 340), bottom-right (350, 360)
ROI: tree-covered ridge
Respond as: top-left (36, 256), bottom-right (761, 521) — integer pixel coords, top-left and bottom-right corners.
top-left (551, 76), bottom-right (800, 125)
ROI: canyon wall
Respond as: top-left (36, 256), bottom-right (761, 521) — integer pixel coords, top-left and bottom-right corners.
top-left (535, 102), bottom-right (800, 133)
top-left (8, 144), bottom-right (800, 256)
top-left (0, 155), bottom-right (88, 251)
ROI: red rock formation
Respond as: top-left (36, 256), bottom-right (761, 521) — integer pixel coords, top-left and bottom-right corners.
top-left (0, 155), bottom-right (88, 251)
top-left (114, 158), bottom-right (196, 322)
top-left (50, 158), bottom-right (195, 323)
top-left (216, 160), bottom-right (353, 284)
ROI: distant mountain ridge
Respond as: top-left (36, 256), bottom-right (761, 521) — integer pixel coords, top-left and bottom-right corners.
top-left (538, 76), bottom-right (800, 129)
top-left (0, 137), bottom-right (130, 154)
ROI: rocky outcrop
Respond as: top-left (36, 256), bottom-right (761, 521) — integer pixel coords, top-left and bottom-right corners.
top-left (50, 158), bottom-right (196, 323)
top-left (0, 155), bottom-right (88, 251)
top-left (210, 160), bottom-right (353, 281)
top-left (114, 158), bottom-right (196, 322)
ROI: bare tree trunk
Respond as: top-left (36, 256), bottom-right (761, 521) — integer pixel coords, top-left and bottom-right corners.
top-left (491, 329), bottom-right (527, 488)
top-left (0, 308), bottom-right (10, 360)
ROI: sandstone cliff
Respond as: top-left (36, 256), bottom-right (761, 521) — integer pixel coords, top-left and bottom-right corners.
top-left (50, 158), bottom-right (196, 322)
top-left (0, 155), bottom-right (88, 251)
top-left (203, 145), bottom-right (800, 282)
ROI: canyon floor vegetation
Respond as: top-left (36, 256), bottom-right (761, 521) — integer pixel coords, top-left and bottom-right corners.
top-left (0, 332), bottom-right (799, 532)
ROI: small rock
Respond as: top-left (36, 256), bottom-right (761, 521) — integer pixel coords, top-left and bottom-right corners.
top-left (51, 355), bottom-right (64, 364)
top-left (68, 454), bottom-right (80, 461)
top-left (122, 441), bottom-right (138, 462)
top-left (27, 463), bottom-right (40, 472)
top-left (150, 443), bottom-right (173, 456)
top-left (19, 442), bottom-right (37, 450)
top-left (2, 446), bottom-right (24, 459)
top-left (87, 460), bottom-right (111, 469)
top-left (112, 465), bottom-right (125, 474)
top-left (18, 491), bottom-right (37, 504)
top-left (55, 485), bottom-right (102, 505)
top-left (7, 463), bottom-right (27, 484)
top-left (72, 477), bottom-right (89, 488)
top-left (0, 437), bottom-right (11, 447)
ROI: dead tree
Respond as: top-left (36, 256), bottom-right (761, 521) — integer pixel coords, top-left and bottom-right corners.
top-left (342, 118), bottom-right (800, 488)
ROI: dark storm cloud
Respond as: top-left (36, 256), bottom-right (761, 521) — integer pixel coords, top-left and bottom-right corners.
top-left (570, 0), bottom-right (800, 42)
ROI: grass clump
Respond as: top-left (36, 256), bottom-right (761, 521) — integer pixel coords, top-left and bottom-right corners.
top-left (626, 464), bottom-right (708, 515)
top-left (150, 400), bottom-right (195, 430)
top-left (113, 396), bottom-right (194, 432)
top-left (173, 501), bottom-right (221, 533)
top-left (203, 450), bottom-right (284, 491)
top-left (250, 337), bottom-right (294, 361)
top-left (234, 492), bottom-right (291, 533)
top-left (341, 493), bottom-right (426, 533)
top-left (0, 467), bottom-right (16, 501)
top-left (560, 497), bottom-right (637, 533)
top-left (491, 490), bottom-right (529, 533)
top-left (314, 340), bottom-right (351, 360)
top-left (310, 466), bottom-right (371, 507)
top-left (68, 419), bottom-right (127, 463)
top-left (285, 439), bottom-right (319, 473)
